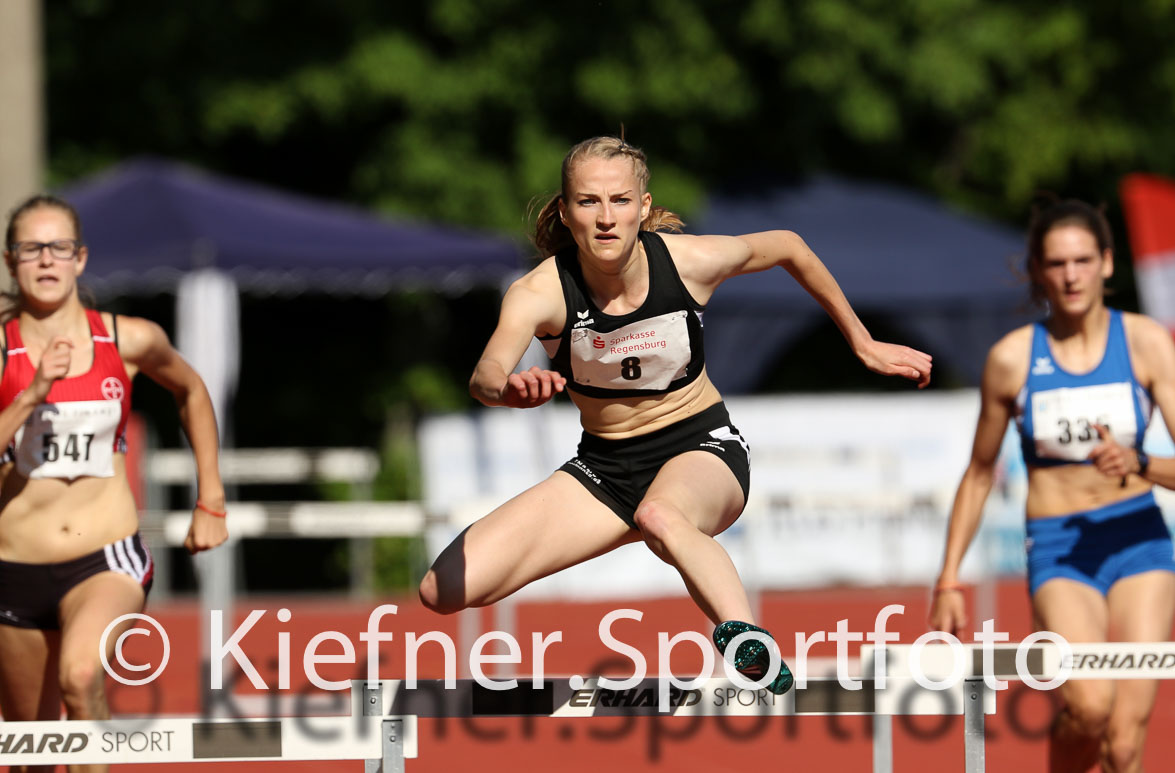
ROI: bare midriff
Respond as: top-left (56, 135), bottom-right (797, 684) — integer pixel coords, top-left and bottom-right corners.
top-left (569, 368), bottom-right (725, 439)
top-left (0, 454), bottom-right (139, 562)
top-left (1026, 463), bottom-right (1152, 519)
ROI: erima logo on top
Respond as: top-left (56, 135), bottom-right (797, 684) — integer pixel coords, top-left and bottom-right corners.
top-left (573, 310), bottom-right (595, 329)
top-left (1032, 357), bottom-right (1055, 376)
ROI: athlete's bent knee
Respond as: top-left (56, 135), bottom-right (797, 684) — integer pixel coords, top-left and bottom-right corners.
top-left (632, 499), bottom-right (685, 542)
top-left (418, 571), bottom-right (444, 613)
top-left (1104, 723), bottom-right (1145, 773)
top-left (1104, 738), bottom-right (1141, 773)
top-left (1061, 699), bottom-right (1111, 740)
top-left (59, 659), bottom-right (103, 712)
top-left (418, 570), bottom-right (465, 615)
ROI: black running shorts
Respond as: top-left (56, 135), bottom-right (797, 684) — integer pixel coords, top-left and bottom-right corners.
top-left (559, 402), bottom-right (751, 528)
top-left (0, 533), bottom-right (154, 630)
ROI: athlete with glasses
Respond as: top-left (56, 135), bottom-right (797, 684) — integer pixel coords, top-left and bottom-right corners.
top-left (9, 238), bottom-right (86, 263)
top-left (0, 195), bottom-right (227, 771)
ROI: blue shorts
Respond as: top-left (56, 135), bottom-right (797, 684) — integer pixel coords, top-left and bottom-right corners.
top-left (1026, 491), bottom-right (1175, 596)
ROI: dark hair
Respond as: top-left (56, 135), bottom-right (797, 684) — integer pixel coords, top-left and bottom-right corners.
top-left (1024, 198), bottom-right (1113, 306)
top-left (5, 194), bottom-right (83, 249)
top-left (531, 136), bottom-right (684, 257)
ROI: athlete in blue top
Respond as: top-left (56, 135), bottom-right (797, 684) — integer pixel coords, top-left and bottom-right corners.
top-left (930, 200), bottom-right (1175, 773)
top-left (420, 136), bottom-right (933, 693)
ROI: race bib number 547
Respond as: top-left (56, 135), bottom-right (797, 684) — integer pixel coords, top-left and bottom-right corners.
top-left (14, 400), bottom-right (119, 479)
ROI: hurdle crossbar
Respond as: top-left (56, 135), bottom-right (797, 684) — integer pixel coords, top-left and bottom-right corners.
top-left (0, 715), bottom-right (417, 767)
top-left (862, 642), bottom-right (1175, 682)
top-left (355, 674), bottom-right (991, 718)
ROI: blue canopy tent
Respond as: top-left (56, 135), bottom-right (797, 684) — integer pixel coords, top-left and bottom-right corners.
top-left (57, 158), bottom-right (525, 433)
top-left (55, 159), bottom-right (525, 631)
top-left (61, 158), bottom-right (523, 295)
top-left (693, 176), bottom-right (1036, 392)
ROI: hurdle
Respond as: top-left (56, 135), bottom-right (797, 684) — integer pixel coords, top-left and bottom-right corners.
top-left (860, 641), bottom-right (1175, 772)
top-left (0, 675), bottom-right (980, 771)
top-left (358, 641), bottom-right (1175, 772)
top-left (5, 642), bottom-right (1171, 771)
top-left (355, 672), bottom-right (993, 773)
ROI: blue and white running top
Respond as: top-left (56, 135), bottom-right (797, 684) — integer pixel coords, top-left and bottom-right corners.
top-left (1015, 309), bottom-right (1152, 467)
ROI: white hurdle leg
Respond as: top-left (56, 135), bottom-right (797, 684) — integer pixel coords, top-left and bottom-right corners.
top-left (963, 677), bottom-right (986, 773)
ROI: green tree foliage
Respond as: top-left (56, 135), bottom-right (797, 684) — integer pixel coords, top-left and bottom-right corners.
top-left (47, 0), bottom-right (1175, 233)
top-left (45, 1), bottom-right (1175, 590)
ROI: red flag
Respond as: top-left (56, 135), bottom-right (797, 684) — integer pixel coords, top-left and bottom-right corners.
top-left (1121, 173), bottom-right (1175, 330)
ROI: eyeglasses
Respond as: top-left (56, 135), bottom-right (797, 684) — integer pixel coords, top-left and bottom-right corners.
top-left (7, 239), bottom-right (83, 262)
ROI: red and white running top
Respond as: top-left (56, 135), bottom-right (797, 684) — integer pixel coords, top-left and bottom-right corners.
top-left (0, 310), bottom-right (132, 479)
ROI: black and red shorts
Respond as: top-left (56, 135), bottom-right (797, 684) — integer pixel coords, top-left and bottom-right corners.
top-left (0, 533), bottom-right (154, 630)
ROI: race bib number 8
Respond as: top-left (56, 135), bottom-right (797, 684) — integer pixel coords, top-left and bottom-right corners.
top-left (1031, 382), bottom-right (1137, 462)
top-left (14, 400), bottom-right (119, 479)
top-left (570, 311), bottom-right (691, 391)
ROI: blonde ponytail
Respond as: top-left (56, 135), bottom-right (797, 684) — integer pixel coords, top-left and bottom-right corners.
top-left (530, 193), bottom-right (575, 258)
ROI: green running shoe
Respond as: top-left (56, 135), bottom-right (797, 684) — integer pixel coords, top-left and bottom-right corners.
top-left (712, 620), bottom-right (794, 695)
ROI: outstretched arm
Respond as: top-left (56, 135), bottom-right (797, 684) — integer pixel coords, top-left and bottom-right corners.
top-left (118, 316), bottom-right (228, 554)
top-left (471, 266), bottom-right (568, 408)
top-left (675, 230), bottom-right (932, 387)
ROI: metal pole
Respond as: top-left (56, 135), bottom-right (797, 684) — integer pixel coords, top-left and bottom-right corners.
top-left (361, 681), bottom-right (406, 773)
top-left (964, 677), bottom-right (986, 773)
top-left (380, 718), bottom-right (406, 773)
top-left (871, 645), bottom-right (893, 773)
top-left (872, 714), bottom-right (893, 773)
top-left (363, 682), bottom-right (383, 773)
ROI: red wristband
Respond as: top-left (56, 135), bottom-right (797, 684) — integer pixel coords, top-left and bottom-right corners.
top-left (932, 584), bottom-right (964, 595)
top-left (196, 500), bottom-right (227, 518)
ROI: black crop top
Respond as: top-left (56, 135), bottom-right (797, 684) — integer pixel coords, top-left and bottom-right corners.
top-left (538, 231), bottom-right (706, 398)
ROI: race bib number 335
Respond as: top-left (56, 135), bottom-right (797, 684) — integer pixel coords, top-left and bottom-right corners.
top-left (1031, 382), bottom-right (1138, 462)
top-left (14, 400), bottom-right (119, 479)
